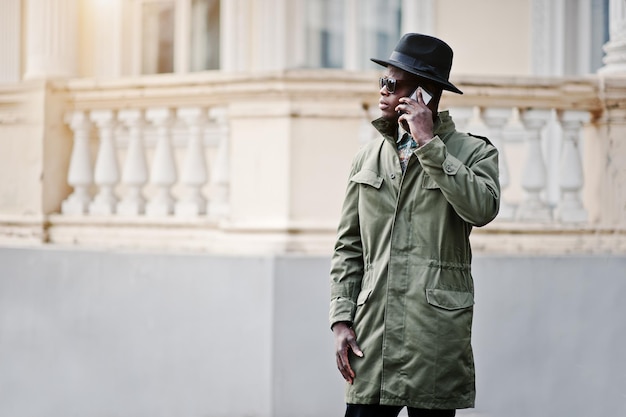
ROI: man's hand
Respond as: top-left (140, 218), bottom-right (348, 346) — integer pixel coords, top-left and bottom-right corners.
top-left (332, 322), bottom-right (363, 384)
top-left (396, 87), bottom-right (434, 147)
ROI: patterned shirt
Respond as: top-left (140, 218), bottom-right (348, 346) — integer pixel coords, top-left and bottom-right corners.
top-left (397, 126), bottom-right (418, 172)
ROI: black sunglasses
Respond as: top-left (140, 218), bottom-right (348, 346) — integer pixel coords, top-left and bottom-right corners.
top-left (379, 77), bottom-right (415, 93)
top-left (379, 77), bottom-right (398, 93)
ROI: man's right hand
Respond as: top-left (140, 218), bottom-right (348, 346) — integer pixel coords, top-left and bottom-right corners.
top-left (332, 321), bottom-right (363, 384)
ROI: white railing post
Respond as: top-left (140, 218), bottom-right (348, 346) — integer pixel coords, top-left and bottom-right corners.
top-left (89, 110), bottom-right (119, 215)
top-left (448, 107), bottom-right (473, 132)
top-left (208, 107), bottom-right (231, 220)
top-left (117, 109), bottom-right (148, 215)
top-left (61, 111), bottom-right (93, 215)
top-left (145, 108), bottom-right (177, 216)
top-left (555, 110), bottom-right (590, 223)
top-left (482, 107), bottom-right (514, 220)
top-left (176, 107), bottom-right (209, 217)
top-left (517, 109), bottom-right (552, 222)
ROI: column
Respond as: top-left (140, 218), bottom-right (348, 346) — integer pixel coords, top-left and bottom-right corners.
top-left (145, 108), bottom-right (177, 216)
top-left (600, 0), bottom-right (626, 73)
top-left (89, 110), bottom-right (120, 215)
top-left (402, 0), bottom-right (435, 35)
top-left (0, 0), bottom-right (21, 82)
top-left (61, 112), bottom-right (93, 215)
top-left (117, 110), bottom-right (148, 216)
top-left (517, 109), bottom-right (552, 222)
top-left (555, 110), bottom-right (590, 223)
top-left (176, 107), bottom-right (209, 217)
top-left (482, 107), bottom-right (515, 221)
top-left (24, 0), bottom-right (78, 79)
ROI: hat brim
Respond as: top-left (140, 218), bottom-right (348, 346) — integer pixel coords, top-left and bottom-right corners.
top-left (371, 58), bottom-right (463, 95)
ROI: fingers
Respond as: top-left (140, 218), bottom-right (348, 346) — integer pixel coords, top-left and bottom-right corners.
top-left (349, 339), bottom-right (364, 358)
top-left (416, 87), bottom-right (425, 104)
top-left (336, 346), bottom-right (355, 384)
top-left (334, 328), bottom-right (364, 384)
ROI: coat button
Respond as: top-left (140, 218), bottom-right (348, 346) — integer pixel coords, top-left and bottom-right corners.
top-left (390, 173), bottom-right (396, 179)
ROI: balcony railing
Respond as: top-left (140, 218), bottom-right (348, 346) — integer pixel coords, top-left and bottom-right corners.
top-left (1, 70), bottom-right (624, 254)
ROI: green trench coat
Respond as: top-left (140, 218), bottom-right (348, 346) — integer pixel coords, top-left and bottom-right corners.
top-left (329, 111), bottom-right (500, 410)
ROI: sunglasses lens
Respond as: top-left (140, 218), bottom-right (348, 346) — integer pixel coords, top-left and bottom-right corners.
top-left (379, 78), bottom-right (396, 93)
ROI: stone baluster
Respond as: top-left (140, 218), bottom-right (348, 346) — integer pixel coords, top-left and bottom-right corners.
top-left (89, 110), bottom-right (119, 215)
top-left (465, 106), bottom-right (490, 137)
top-left (448, 107), bottom-right (473, 132)
top-left (555, 110), bottom-right (590, 223)
top-left (62, 111), bottom-right (93, 214)
top-left (145, 108), bottom-right (177, 216)
top-left (482, 107), bottom-right (514, 220)
top-left (176, 107), bottom-right (209, 216)
top-left (117, 110), bottom-right (148, 215)
top-left (208, 107), bottom-right (231, 220)
top-left (517, 109), bottom-right (552, 222)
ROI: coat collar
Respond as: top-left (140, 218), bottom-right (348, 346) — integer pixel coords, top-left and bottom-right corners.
top-left (371, 110), bottom-right (456, 144)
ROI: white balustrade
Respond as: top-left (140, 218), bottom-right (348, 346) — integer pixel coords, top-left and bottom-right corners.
top-left (207, 107), bottom-right (231, 220)
top-left (448, 107), bottom-right (473, 132)
top-left (59, 101), bottom-right (589, 236)
top-left (145, 108), bottom-right (177, 216)
top-left (482, 107), bottom-right (514, 221)
top-left (61, 111), bottom-right (93, 215)
top-left (176, 107), bottom-right (209, 216)
top-left (556, 110), bottom-right (590, 223)
top-left (117, 110), bottom-right (148, 216)
top-left (517, 109), bottom-right (552, 222)
top-left (89, 110), bottom-right (119, 215)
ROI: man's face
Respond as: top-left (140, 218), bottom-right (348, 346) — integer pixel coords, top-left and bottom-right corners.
top-left (378, 66), bottom-right (438, 121)
top-left (378, 66), bottom-right (419, 121)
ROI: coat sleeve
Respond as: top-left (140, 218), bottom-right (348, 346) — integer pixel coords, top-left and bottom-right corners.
top-left (415, 135), bottom-right (500, 227)
top-left (329, 158), bottom-right (365, 329)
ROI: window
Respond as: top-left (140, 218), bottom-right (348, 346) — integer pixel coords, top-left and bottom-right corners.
top-left (133, 0), bottom-right (220, 75)
top-left (306, 0), bottom-right (345, 68)
top-left (190, 0), bottom-right (220, 71)
top-left (304, 0), bottom-right (403, 70)
top-left (358, 0), bottom-right (402, 70)
top-left (141, 1), bottom-right (175, 74)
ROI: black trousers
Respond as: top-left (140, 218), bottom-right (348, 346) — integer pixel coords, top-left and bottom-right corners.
top-left (345, 404), bottom-right (456, 417)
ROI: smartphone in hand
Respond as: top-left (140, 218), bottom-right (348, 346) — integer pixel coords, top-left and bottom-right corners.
top-left (398, 87), bottom-right (432, 117)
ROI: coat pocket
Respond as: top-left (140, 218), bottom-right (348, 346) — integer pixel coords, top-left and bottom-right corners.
top-left (356, 288), bottom-right (373, 306)
top-left (426, 289), bottom-right (474, 310)
top-left (350, 169), bottom-right (383, 189)
top-left (422, 174), bottom-right (440, 190)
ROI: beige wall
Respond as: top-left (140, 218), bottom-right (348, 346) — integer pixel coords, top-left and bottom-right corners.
top-left (435, 0), bottom-right (532, 76)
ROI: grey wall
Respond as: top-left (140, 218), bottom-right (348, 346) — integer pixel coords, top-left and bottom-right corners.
top-left (0, 247), bottom-right (624, 417)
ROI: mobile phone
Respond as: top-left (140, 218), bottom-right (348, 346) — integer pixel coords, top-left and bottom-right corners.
top-left (415, 87), bottom-right (432, 105)
top-left (398, 87), bottom-right (432, 117)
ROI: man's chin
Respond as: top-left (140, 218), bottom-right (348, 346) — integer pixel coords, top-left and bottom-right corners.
top-left (381, 112), bottom-right (400, 123)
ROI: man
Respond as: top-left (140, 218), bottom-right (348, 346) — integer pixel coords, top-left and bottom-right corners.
top-left (329, 33), bottom-right (500, 417)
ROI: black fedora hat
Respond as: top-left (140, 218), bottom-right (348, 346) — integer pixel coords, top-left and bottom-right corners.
top-left (371, 33), bottom-right (463, 95)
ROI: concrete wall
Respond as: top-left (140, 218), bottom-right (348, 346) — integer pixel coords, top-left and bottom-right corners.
top-left (0, 248), bottom-right (624, 417)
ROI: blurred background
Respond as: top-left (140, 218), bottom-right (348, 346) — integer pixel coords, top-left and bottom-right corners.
top-left (0, 0), bottom-right (625, 416)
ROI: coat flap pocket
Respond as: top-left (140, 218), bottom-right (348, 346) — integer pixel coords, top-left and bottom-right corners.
top-left (422, 174), bottom-right (440, 189)
top-left (350, 170), bottom-right (383, 189)
top-left (426, 289), bottom-right (474, 310)
top-left (356, 288), bottom-right (373, 306)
